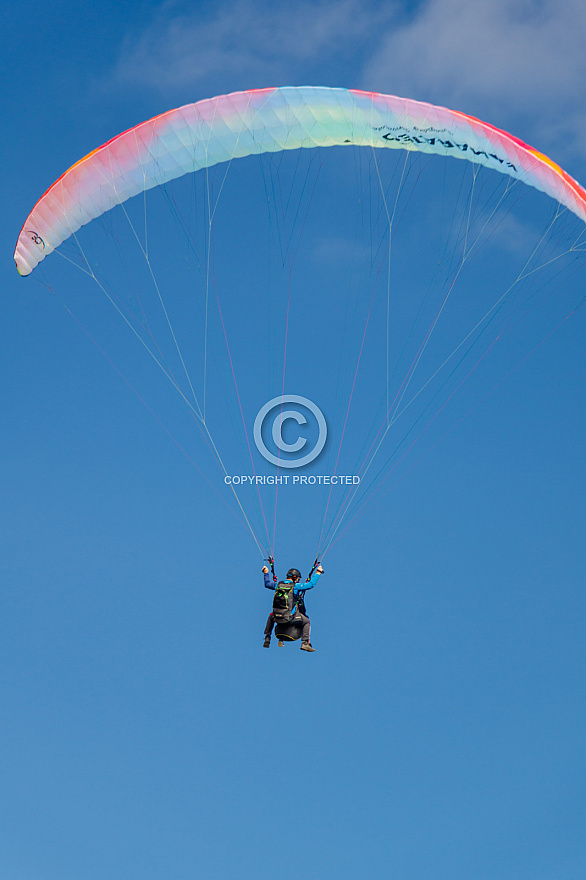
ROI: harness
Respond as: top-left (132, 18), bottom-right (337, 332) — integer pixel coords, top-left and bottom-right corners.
top-left (267, 556), bottom-right (321, 642)
top-left (266, 554), bottom-right (321, 618)
top-left (296, 588), bottom-right (307, 616)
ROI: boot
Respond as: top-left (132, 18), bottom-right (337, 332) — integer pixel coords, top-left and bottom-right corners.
top-left (263, 636), bottom-right (271, 648)
top-left (300, 641), bottom-right (315, 652)
top-left (278, 640), bottom-right (285, 647)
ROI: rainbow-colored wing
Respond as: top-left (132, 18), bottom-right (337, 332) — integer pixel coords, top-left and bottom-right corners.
top-left (14, 86), bottom-right (586, 276)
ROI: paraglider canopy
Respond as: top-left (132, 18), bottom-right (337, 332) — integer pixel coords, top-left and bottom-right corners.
top-left (14, 86), bottom-right (586, 277)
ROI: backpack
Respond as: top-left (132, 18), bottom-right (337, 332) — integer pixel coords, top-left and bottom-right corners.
top-left (272, 581), bottom-right (297, 621)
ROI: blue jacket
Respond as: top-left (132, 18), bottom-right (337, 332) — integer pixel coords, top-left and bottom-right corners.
top-left (264, 570), bottom-right (321, 595)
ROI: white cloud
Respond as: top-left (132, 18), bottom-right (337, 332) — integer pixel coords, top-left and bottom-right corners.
top-left (363, 0), bottom-right (586, 161)
top-left (115, 0), bottom-right (393, 93)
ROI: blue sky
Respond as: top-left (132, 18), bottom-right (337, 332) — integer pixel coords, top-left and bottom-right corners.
top-left (2, 2), bottom-right (586, 878)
